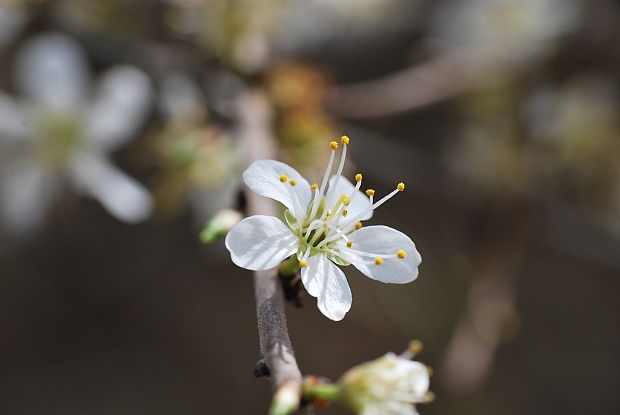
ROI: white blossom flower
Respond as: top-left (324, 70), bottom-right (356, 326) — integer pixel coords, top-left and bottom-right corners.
top-left (430, 0), bottom-right (581, 66)
top-left (339, 351), bottom-right (431, 415)
top-left (225, 136), bottom-right (421, 320)
top-left (0, 33), bottom-right (154, 233)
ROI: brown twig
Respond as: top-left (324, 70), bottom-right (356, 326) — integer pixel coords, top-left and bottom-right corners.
top-left (236, 90), bottom-right (303, 413)
top-left (328, 54), bottom-right (486, 119)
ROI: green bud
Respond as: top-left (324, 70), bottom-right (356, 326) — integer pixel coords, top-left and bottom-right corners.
top-left (269, 382), bottom-right (300, 415)
top-left (200, 209), bottom-right (243, 244)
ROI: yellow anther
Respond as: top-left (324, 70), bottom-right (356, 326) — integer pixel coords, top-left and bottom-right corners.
top-left (397, 249), bottom-right (407, 259)
top-left (355, 173), bottom-right (363, 182)
top-left (354, 222), bottom-right (363, 230)
top-left (346, 241), bottom-right (353, 248)
top-left (310, 183), bottom-right (318, 191)
top-left (330, 141), bottom-right (338, 150)
top-left (374, 258), bottom-right (384, 265)
top-left (340, 135), bottom-right (350, 145)
top-left (422, 391), bottom-right (436, 404)
top-left (279, 175), bottom-right (288, 183)
top-left (408, 339), bottom-right (423, 355)
top-left (299, 260), bottom-right (308, 268)
top-left (397, 182), bottom-right (405, 191)
top-left (289, 178), bottom-right (296, 186)
top-left (365, 189), bottom-right (375, 197)
top-left (342, 196), bottom-right (350, 206)
top-left (342, 210), bottom-right (348, 217)
top-left (326, 210), bottom-right (333, 217)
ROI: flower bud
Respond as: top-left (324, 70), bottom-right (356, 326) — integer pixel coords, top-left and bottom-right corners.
top-left (200, 209), bottom-right (243, 243)
top-left (339, 352), bottom-right (430, 415)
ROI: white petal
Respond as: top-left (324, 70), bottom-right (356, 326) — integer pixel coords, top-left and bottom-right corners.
top-left (326, 175), bottom-right (372, 221)
top-left (344, 225), bottom-right (421, 284)
top-left (362, 403), bottom-right (417, 415)
top-left (225, 215), bottom-right (298, 271)
top-left (403, 361), bottom-right (431, 401)
top-left (302, 254), bottom-right (352, 321)
top-left (0, 91), bottom-right (29, 144)
top-left (68, 154), bottom-right (153, 223)
top-left (84, 65), bottom-right (152, 151)
top-left (15, 33), bottom-right (89, 110)
top-left (0, 159), bottom-right (57, 233)
top-left (242, 160), bottom-right (312, 213)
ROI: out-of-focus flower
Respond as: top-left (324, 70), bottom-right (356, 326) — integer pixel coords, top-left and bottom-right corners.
top-left (225, 137), bottom-right (421, 321)
top-left (339, 351), bottom-right (431, 415)
top-left (164, 0), bottom-right (282, 72)
top-left (431, 0), bottom-right (581, 67)
top-left (0, 33), bottom-right (153, 233)
top-left (526, 77), bottom-right (620, 230)
top-left (303, 342), bottom-right (431, 415)
top-left (153, 72), bottom-right (240, 220)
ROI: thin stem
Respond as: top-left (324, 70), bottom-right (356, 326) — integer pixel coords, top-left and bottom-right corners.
top-left (237, 90), bottom-right (302, 414)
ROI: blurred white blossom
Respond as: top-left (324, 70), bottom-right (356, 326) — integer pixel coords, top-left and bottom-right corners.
top-left (154, 71), bottom-right (240, 222)
top-left (0, 33), bottom-right (154, 233)
top-left (431, 0), bottom-right (581, 67)
top-left (340, 352), bottom-right (430, 415)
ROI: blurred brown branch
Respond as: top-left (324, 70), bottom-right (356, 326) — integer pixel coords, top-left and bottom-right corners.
top-left (236, 90), bottom-right (303, 412)
top-left (329, 54), bottom-right (482, 119)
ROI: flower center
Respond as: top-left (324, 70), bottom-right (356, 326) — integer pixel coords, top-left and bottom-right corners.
top-left (280, 136), bottom-right (408, 264)
top-left (34, 111), bottom-right (83, 170)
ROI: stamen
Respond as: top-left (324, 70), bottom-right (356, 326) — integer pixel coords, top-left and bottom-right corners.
top-left (339, 246), bottom-right (394, 259)
top-left (397, 249), bottom-right (407, 259)
top-left (289, 179), bottom-right (296, 186)
top-left (313, 224), bottom-right (352, 250)
top-left (310, 183), bottom-right (318, 190)
top-left (342, 210), bottom-right (348, 217)
top-left (355, 222), bottom-right (362, 230)
top-left (365, 189), bottom-right (375, 197)
top-left (340, 135), bottom-right (350, 145)
top-left (397, 182), bottom-right (405, 191)
top-left (329, 135), bottom-right (348, 205)
top-left (330, 141), bottom-right (338, 150)
top-left (355, 173), bottom-right (362, 182)
top-left (299, 260), bottom-right (308, 268)
top-left (371, 186), bottom-right (400, 210)
top-left (342, 196), bottom-right (350, 206)
top-left (280, 174), bottom-right (288, 183)
top-left (409, 339), bottom-right (423, 354)
top-left (374, 258), bottom-right (384, 265)
top-left (284, 185), bottom-right (304, 232)
top-left (346, 241), bottom-right (352, 248)
top-left (308, 223), bottom-right (327, 247)
top-left (309, 141), bottom-right (337, 219)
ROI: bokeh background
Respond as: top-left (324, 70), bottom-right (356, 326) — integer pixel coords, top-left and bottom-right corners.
top-left (1, 0), bottom-right (619, 414)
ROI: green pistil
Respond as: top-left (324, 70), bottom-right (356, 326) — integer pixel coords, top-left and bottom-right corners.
top-left (35, 113), bottom-right (83, 170)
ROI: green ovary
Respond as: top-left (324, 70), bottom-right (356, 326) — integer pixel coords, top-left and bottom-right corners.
top-left (35, 113), bottom-right (83, 170)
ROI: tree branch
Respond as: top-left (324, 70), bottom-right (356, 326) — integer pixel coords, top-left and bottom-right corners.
top-left (328, 54), bottom-right (486, 119)
top-left (236, 90), bottom-right (303, 413)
